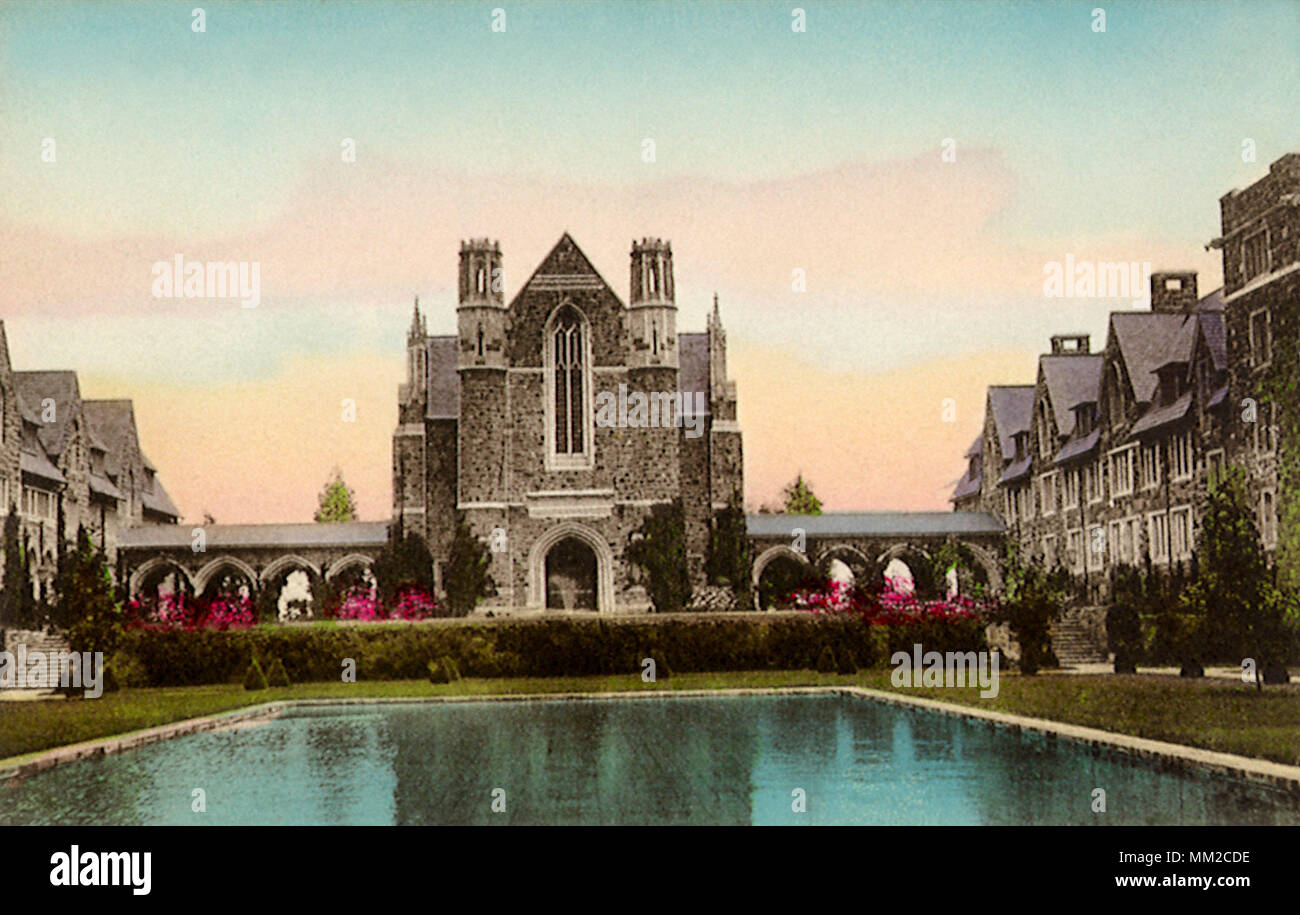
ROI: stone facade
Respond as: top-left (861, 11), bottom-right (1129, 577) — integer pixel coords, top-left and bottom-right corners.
top-left (0, 324), bottom-right (179, 607)
top-left (392, 234), bottom-right (743, 613)
top-left (955, 152), bottom-right (1299, 602)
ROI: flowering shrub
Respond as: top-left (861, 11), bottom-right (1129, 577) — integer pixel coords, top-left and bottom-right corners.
top-left (126, 592), bottom-right (256, 631)
top-left (791, 579), bottom-right (993, 626)
top-left (331, 587), bottom-right (439, 621)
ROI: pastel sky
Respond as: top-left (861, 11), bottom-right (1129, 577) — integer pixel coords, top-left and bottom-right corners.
top-left (1, 1), bottom-right (1296, 523)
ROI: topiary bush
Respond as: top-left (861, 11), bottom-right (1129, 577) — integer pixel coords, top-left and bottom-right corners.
top-left (815, 644), bottom-right (837, 673)
top-left (243, 657), bottom-right (268, 691)
top-left (265, 657), bottom-right (291, 688)
top-left (835, 646), bottom-right (858, 674)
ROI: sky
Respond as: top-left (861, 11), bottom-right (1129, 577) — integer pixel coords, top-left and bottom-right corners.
top-left (1, 0), bottom-right (1297, 522)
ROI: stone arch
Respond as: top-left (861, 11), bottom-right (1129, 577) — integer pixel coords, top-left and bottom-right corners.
top-left (194, 556), bottom-right (259, 597)
top-left (814, 544), bottom-right (871, 583)
top-left (528, 522), bottom-right (615, 613)
top-left (324, 553), bottom-right (375, 581)
top-left (874, 542), bottom-right (934, 596)
top-left (751, 544), bottom-right (815, 610)
top-left (751, 544), bottom-right (812, 589)
top-left (129, 557), bottom-right (195, 598)
top-left (259, 554), bottom-right (322, 583)
top-left (955, 540), bottom-right (1003, 593)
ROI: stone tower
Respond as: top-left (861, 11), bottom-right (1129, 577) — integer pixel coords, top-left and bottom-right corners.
top-left (457, 239), bottom-right (509, 509)
top-left (627, 238), bottom-right (677, 371)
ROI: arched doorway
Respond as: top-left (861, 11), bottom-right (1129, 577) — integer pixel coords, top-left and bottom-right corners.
top-left (545, 537), bottom-right (597, 611)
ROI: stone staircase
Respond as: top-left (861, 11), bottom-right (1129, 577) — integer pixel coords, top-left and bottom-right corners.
top-left (1050, 613), bottom-right (1108, 667)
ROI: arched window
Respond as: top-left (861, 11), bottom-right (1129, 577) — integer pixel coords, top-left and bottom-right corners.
top-left (549, 305), bottom-right (588, 463)
top-left (475, 265), bottom-right (486, 295)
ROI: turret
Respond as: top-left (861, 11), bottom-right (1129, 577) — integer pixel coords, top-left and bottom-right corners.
top-left (458, 239), bottom-right (507, 370)
top-left (627, 237), bottom-right (677, 370)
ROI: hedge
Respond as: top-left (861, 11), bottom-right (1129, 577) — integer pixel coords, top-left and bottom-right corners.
top-left (114, 615), bottom-right (987, 687)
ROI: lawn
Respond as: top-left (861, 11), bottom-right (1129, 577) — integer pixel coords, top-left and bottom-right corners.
top-left (2, 669), bottom-right (1298, 767)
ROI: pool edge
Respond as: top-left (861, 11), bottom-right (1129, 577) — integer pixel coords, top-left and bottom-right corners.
top-left (4, 686), bottom-right (1299, 795)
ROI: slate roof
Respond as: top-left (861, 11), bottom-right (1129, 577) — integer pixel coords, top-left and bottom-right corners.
top-left (678, 333), bottom-right (711, 416)
top-left (119, 521), bottom-right (390, 550)
top-left (950, 472), bottom-right (982, 501)
top-left (1129, 390), bottom-right (1193, 438)
top-left (82, 399), bottom-right (180, 517)
top-left (1109, 313), bottom-right (1189, 404)
top-left (747, 511), bottom-right (1003, 538)
top-left (20, 449), bottom-right (65, 486)
top-left (425, 335), bottom-right (460, 421)
top-left (1054, 427), bottom-right (1101, 465)
top-left (988, 386), bottom-right (1034, 457)
top-left (88, 473), bottom-right (123, 501)
top-left (82, 400), bottom-right (137, 479)
top-left (13, 370), bottom-right (81, 459)
top-left (1040, 354), bottom-right (1103, 437)
top-left (999, 455), bottom-right (1033, 484)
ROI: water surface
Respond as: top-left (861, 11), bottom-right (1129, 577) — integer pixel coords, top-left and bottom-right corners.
top-left (2, 694), bottom-right (1296, 825)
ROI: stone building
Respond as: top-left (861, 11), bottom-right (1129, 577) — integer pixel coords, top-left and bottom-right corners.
top-left (392, 234), bottom-right (743, 613)
top-left (955, 152), bottom-right (1298, 599)
top-left (0, 322), bottom-right (179, 603)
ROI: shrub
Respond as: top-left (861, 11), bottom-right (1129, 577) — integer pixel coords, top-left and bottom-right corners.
top-left (428, 655), bottom-right (461, 683)
top-left (265, 657), bottom-right (291, 687)
top-left (628, 500), bottom-right (692, 612)
top-left (243, 657), bottom-right (268, 691)
top-left (836, 646), bottom-right (858, 674)
top-left (115, 614), bottom-right (984, 687)
top-left (105, 651), bottom-right (150, 689)
top-left (815, 644), bottom-right (837, 673)
top-left (444, 513), bottom-right (493, 616)
top-left (427, 658), bottom-right (451, 684)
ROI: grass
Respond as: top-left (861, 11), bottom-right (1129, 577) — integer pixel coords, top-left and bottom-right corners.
top-left (2, 669), bottom-right (1299, 768)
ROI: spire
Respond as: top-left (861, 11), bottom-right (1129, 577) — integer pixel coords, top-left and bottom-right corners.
top-left (712, 292), bottom-right (720, 322)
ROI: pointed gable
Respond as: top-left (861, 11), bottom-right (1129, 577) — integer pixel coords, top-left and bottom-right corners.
top-left (507, 234), bottom-right (627, 367)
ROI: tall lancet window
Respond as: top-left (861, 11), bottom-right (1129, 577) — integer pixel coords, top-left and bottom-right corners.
top-left (547, 304), bottom-right (591, 469)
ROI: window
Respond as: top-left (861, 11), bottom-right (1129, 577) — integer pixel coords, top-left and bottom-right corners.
top-left (1206, 449), bottom-right (1225, 488)
top-left (1261, 490), bottom-right (1278, 548)
top-left (1087, 525), bottom-right (1105, 571)
top-left (546, 305), bottom-right (591, 469)
top-left (1148, 512), bottom-right (1170, 563)
top-left (22, 486), bottom-right (54, 521)
top-left (1242, 230), bottom-right (1269, 282)
top-left (1042, 535), bottom-right (1058, 569)
top-left (0, 478), bottom-right (7, 514)
top-left (1169, 432), bottom-right (1193, 481)
top-left (1139, 443), bottom-right (1161, 490)
top-left (1062, 467), bottom-right (1080, 509)
top-left (1170, 506), bottom-right (1193, 561)
top-left (1084, 460), bottom-right (1104, 503)
top-left (1255, 402), bottom-right (1277, 455)
top-left (1109, 446), bottom-right (1135, 498)
top-left (1108, 520), bottom-right (1122, 565)
top-left (1004, 487), bottom-right (1017, 523)
top-left (1108, 365), bottom-right (1126, 428)
top-left (1249, 308), bottom-right (1272, 366)
top-left (1039, 472), bottom-right (1057, 516)
top-left (1067, 529), bottom-right (1084, 575)
top-left (1037, 403), bottom-right (1053, 459)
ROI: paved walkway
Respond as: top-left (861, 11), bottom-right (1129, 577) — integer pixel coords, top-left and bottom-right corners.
top-left (1053, 662), bottom-right (1285, 681)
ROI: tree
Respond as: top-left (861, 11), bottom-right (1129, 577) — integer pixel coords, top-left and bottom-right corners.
top-left (443, 512), bottom-right (493, 617)
top-left (628, 499), bottom-right (691, 612)
top-left (1106, 564), bottom-right (1144, 673)
top-left (0, 507), bottom-right (32, 627)
top-left (54, 526), bottom-right (122, 658)
top-left (1181, 466), bottom-right (1290, 687)
top-left (781, 474), bottom-right (823, 515)
top-left (373, 524), bottom-right (435, 607)
top-left (995, 543), bottom-right (1068, 675)
top-left (707, 489), bottom-right (753, 607)
top-left (314, 468), bottom-right (358, 523)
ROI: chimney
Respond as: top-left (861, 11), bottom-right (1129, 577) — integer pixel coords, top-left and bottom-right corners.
top-left (1050, 334), bottom-right (1090, 355)
top-left (1150, 271), bottom-right (1197, 313)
